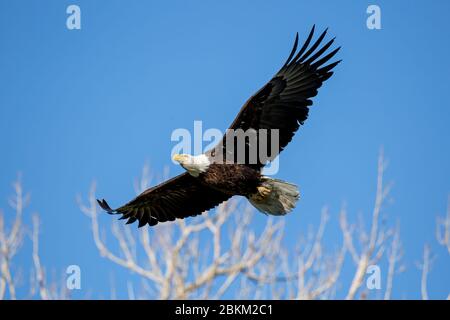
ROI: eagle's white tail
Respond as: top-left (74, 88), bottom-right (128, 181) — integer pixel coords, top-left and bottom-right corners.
top-left (248, 177), bottom-right (300, 216)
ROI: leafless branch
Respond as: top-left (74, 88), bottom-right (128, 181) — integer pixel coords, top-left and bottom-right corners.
top-left (77, 152), bottom-right (448, 300)
top-left (420, 244), bottom-right (431, 300)
top-left (345, 149), bottom-right (395, 299)
top-left (436, 196), bottom-right (450, 254)
top-left (31, 215), bottom-right (49, 300)
top-left (384, 223), bottom-right (402, 300)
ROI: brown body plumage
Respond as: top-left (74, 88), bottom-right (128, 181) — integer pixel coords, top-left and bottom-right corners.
top-left (198, 164), bottom-right (261, 196)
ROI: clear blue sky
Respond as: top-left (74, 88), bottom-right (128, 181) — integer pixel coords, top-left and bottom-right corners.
top-left (0, 0), bottom-right (449, 299)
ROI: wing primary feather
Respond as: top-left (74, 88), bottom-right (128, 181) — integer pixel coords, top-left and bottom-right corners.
top-left (148, 218), bottom-right (158, 226)
top-left (291, 25), bottom-right (315, 64)
top-left (136, 208), bottom-right (145, 221)
top-left (97, 199), bottom-right (116, 214)
top-left (320, 72), bottom-right (334, 82)
top-left (317, 59), bottom-right (342, 74)
top-left (281, 33), bottom-right (299, 68)
top-left (126, 217), bottom-right (137, 225)
top-left (311, 47), bottom-right (341, 69)
top-left (303, 37), bottom-right (335, 66)
top-left (138, 216), bottom-right (148, 228)
top-left (299, 28), bottom-right (328, 63)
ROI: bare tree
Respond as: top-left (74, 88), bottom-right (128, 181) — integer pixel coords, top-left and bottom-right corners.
top-left (78, 151), bottom-right (420, 300)
top-left (2, 152), bottom-right (447, 300)
top-left (78, 178), bottom-right (284, 299)
top-left (0, 177), bottom-right (66, 300)
top-left (239, 151), bottom-right (402, 300)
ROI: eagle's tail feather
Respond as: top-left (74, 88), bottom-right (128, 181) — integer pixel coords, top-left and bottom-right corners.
top-left (248, 177), bottom-right (300, 216)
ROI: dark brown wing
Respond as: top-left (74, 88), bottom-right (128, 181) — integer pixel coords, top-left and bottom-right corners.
top-left (97, 173), bottom-right (231, 227)
top-left (209, 26), bottom-right (341, 169)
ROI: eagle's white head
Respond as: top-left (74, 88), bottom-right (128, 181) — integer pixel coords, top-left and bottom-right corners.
top-left (172, 153), bottom-right (210, 177)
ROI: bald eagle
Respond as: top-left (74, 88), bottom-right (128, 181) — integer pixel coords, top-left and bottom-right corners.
top-left (98, 26), bottom-right (341, 227)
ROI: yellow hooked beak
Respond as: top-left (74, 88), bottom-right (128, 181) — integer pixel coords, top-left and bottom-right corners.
top-left (172, 154), bottom-right (184, 162)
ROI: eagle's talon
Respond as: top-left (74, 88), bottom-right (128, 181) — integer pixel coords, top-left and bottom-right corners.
top-left (257, 186), bottom-right (271, 198)
top-left (250, 186), bottom-right (271, 202)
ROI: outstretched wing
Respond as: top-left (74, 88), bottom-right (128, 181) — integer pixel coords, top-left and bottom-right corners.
top-left (209, 26), bottom-right (341, 169)
top-left (98, 173), bottom-right (231, 227)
